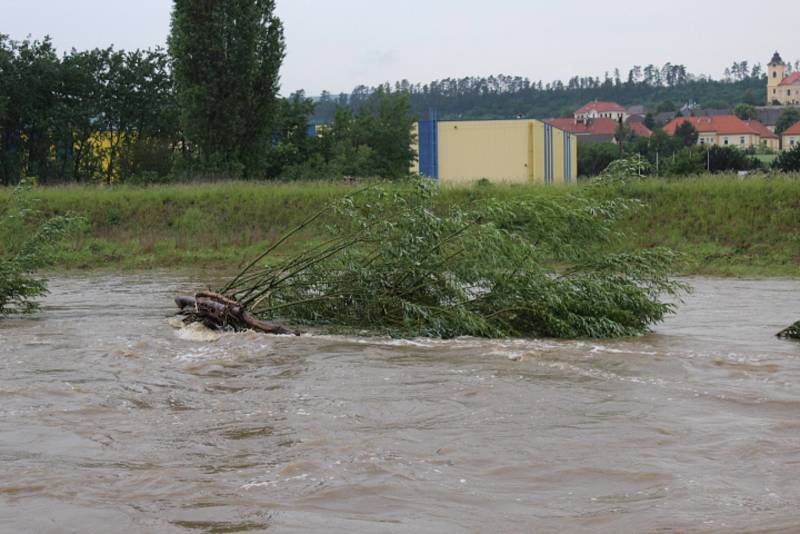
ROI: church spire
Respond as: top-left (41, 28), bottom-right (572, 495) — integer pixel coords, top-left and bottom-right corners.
top-left (769, 51), bottom-right (785, 66)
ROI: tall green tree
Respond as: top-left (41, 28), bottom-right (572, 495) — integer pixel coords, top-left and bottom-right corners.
top-left (674, 121), bottom-right (699, 147)
top-left (0, 37), bottom-right (62, 185)
top-left (168, 0), bottom-right (285, 177)
top-left (733, 103), bottom-right (757, 120)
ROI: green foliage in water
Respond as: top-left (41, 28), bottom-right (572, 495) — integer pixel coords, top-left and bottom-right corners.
top-left (223, 180), bottom-right (686, 339)
top-left (0, 180), bottom-right (82, 314)
top-left (777, 321), bottom-right (800, 340)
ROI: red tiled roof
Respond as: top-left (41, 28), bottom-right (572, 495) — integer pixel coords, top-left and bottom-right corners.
top-left (784, 121), bottom-right (800, 136)
top-left (575, 101), bottom-right (626, 114)
top-left (744, 120), bottom-right (778, 139)
top-left (544, 118), bottom-right (619, 136)
top-left (629, 122), bottom-right (653, 138)
top-left (544, 117), bottom-right (651, 138)
top-left (779, 72), bottom-right (800, 86)
top-left (662, 115), bottom-right (766, 136)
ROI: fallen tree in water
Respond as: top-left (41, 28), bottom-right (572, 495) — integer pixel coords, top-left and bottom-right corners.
top-left (175, 292), bottom-right (297, 335)
top-left (777, 321), bottom-right (800, 340)
top-left (177, 180), bottom-right (687, 338)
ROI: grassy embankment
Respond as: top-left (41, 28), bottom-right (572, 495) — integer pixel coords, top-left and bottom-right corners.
top-left (1, 175), bottom-right (799, 276)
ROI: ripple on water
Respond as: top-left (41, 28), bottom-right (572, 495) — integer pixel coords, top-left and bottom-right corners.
top-left (1, 275), bottom-right (800, 533)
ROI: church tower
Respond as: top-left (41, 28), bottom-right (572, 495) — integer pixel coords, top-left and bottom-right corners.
top-left (768, 51), bottom-right (786, 105)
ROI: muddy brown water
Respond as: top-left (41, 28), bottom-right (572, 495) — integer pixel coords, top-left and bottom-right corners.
top-left (1, 274), bottom-right (799, 533)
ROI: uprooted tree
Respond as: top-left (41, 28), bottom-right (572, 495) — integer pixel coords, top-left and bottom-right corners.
top-left (176, 180), bottom-right (687, 339)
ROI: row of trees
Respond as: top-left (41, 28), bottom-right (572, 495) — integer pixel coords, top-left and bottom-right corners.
top-left (0, 0), bottom-right (416, 185)
top-left (313, 58), bottom-right (791, 123)
top-left (0, 37), bottom-right (176, 185)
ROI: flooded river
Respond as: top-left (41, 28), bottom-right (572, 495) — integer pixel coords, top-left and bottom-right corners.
top-left (1, 275), bottom-right (799, 533)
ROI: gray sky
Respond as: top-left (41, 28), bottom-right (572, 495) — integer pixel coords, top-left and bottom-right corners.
top-left (1, 0), bottom-right (797, 95)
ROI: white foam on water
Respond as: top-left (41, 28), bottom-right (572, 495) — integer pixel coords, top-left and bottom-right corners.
top-left (174, 322), bottom-right (224, 343)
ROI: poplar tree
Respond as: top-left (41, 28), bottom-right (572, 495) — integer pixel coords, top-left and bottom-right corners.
top-left (168, 0), bottom-right (285, 177)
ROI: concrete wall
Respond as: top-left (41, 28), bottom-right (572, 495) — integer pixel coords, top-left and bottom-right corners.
top-left (783, 134), bottom-right (800, 151)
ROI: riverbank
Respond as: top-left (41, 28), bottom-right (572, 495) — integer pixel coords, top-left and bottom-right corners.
top-left (2, 175), bottom-right (799, 276)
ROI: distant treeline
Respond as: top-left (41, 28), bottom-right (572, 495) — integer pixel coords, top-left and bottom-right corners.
top-left (312, 61), bottom-right (792, 122)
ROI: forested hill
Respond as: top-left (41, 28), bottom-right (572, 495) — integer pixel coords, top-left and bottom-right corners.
top-left (311, 63), bottom-right (772, 122)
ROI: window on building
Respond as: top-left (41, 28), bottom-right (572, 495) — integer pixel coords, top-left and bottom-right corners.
top-left (724, 138), bottom-right (729, 145)
top-left (774, 89), bottom-right (777, 94)
top-left (740, 136), bottom-right (745, 145)
top-left (774, 71), bottom-right (777, 78)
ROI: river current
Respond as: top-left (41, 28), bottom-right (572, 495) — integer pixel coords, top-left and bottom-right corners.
top-left (1, 274), bottom-right (799, 533)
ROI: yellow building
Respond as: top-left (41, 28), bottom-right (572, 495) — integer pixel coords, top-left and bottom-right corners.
top-left (768, 51), bottom-right (800, 106)
top-left (414, 118), bottom-right (577, 185)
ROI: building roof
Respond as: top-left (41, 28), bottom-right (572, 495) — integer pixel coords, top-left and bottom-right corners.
top-left (654, 111), bottom-right (678, 125)
top-left (629, 122), bottom-right (653, 138)
top-left (743, 120), bottom-right (778, 139)
top-left (662, 115), bottom-right (768, 136)
top-left (575, 101), bottom-right (626, 114)
top-left (545, 118), bottom-right (617, 135)
top-left (544, 117), bottom-right (651, 138)
top-left (780, 72), bottom-right (800, 86)
top-left (784, 121), bottom-right (800, 136)
top-left (756, 107), bottom-right (784, 127)
top-left (770, 51), bottom-right (785, 66)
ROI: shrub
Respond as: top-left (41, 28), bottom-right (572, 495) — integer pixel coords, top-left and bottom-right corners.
top-left (0, 179), bottom-right (82, 315)
top-left (773, 145), bottom-right (800, 173)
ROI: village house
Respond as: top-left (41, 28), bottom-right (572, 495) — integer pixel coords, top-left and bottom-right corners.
top-left (545, 101), bottom-right (651, 144)
top-left (662, 115), bottom-right (779, 150)
top-left (782, 121), bottom-right (800, 151)
top-left (768, 51), bottom-right (800, 106)
top-left (573, 101), bottom-right (628, 122)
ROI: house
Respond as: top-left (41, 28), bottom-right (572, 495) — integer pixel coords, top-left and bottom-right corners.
top-left (574, 101), bottom-right (628, 122)
top-left (743, 120), bottom-right (780, 151)
top-left (544, 117), bottom-right (652, 144)
top-left (653, 108), bottom-right (731, 128)
top-left (662, 115), bottom-right (777, 149)
top-left (412, 119), bottom-right (577, 185)
top-left (768, 51), bottom-right (800, 105)
top-left (782, 121), bottom-right (800, 151)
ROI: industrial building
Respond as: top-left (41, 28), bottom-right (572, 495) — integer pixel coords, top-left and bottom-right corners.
top-left (412, 118), bottom-right (578, 185)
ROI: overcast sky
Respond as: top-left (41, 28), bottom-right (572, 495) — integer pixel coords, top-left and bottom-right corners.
top-left (2, 0), bottom-right (797, 96)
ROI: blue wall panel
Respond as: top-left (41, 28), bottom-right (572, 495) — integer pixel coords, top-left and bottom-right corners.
top-left (418, 120), bottom-right (439, 179)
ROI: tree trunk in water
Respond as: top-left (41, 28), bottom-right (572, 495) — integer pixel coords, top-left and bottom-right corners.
top-left (175, 292), bottom-right (297, 335)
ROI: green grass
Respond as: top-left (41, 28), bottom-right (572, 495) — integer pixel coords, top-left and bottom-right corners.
top-left (1, 175), bottom-right (799, 276)
top-left (753, 154), bottom-right (778, 165)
